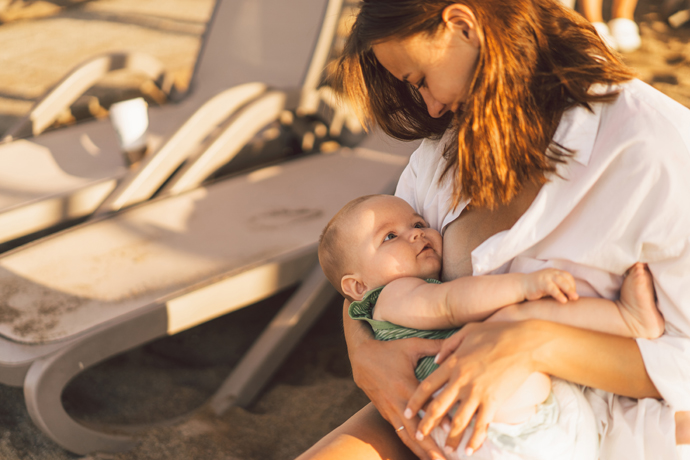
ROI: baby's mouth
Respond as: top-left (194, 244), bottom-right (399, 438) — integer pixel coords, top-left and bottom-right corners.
top-left (418, 243), bottom-right (433, 256)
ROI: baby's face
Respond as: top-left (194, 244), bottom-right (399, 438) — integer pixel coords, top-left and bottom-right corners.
top-left (344, 196), bottom-right (442, 291)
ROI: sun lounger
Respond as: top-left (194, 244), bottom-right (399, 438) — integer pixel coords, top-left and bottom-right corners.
top-left (0, 0), bottom-right (402, 454)
top-left (0, 0), bottom-right (339, 250)
top-left (0, 138), bottom-right (411, 454)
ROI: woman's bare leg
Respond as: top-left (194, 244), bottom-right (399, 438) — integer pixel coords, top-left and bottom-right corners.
top-left (612, 0), bottom-right (638, 19)
top-left (581, 0), bottom-right (605, 22)
top-left (297, 403), bottom-right (418, 460)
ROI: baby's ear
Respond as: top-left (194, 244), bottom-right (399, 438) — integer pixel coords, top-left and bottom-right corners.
top-left (341, 275), bottom-right (368, 301)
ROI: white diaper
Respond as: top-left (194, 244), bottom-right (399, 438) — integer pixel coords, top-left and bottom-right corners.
top-left (429, 378), bottom-right (598, 460)
top-left (678, 444), bottom-right (690, 460)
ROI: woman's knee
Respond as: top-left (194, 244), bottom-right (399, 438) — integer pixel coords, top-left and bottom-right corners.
top-left (297, 403), bottom-right (417, 460)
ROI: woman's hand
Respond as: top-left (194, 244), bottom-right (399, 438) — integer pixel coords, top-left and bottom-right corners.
top-left (407, 316), bottom-right (662, 456)
top-left (343, 301), bottom-right (447, 460)
top-left (405, 320), bottom-right (546, 455)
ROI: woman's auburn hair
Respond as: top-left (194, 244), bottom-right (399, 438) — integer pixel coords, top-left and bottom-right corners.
top-left (330, 0), bottom-right (636, 210)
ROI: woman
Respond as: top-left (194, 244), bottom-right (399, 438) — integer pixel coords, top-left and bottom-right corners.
top-left (299, 0), bottom-right (690, 459)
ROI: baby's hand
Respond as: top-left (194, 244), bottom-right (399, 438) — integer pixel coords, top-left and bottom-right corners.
top-left (522, 269), bottom-right (579, 303)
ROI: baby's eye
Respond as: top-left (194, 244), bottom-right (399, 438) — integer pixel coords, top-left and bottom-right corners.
top-left (414, 222), bottom-right (426, 229)
top-left (383, 232), bottom-right (397, 242)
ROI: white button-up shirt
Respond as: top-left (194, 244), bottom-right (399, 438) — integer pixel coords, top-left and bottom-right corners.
top-left (396, 79), bottom-right (690, 459)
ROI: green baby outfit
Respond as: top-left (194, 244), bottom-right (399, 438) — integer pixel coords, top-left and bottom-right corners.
top-left (347, 279), bottom-right (456, 380)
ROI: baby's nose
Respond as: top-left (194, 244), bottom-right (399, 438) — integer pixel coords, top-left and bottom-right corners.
top-left (410, 228), bottom-right (424, 240)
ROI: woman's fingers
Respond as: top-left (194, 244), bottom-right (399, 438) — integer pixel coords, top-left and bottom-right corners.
top-left (374, 379), bottom-right (446, 460)
top-left (394, 413), bottom-right (446, 460)
top-left (417, 379), bottom-right (463, 436)
top-left (414, 337), bottom-right (445, 362)
top-left (434, 328), bottom-right (468, 365)
top-left (440, 396), bottom-right (477, 453)
top-left (464, 405), bottom-right (496, 455)
top-left (409, 321), bottom-right (546, 456)
top-left (405, 354), bottom-right (455, 420)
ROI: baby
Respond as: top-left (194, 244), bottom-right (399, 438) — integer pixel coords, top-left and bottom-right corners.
top-left (318, 194), bottom-right (664, 459)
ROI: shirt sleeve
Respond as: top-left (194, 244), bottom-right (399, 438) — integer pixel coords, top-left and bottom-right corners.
top-left (639, 236), bottom-right (690, 411)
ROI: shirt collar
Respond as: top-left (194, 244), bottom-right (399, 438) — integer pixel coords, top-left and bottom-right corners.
top-left (471, 85), bottom-right (614, 274)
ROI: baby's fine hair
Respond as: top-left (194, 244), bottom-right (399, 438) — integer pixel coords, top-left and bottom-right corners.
top-left (318, 194), bottom-right (382, 300)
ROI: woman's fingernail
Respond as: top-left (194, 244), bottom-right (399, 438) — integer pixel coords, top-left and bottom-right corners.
top-left (434, 353), bottom-right (441, 364)
top-left (415, 430), bottom-right (424, 441)
top-left (404, 408), bottom-right (413, 419)
top-left (465, 447), bottom-right (474, 456)
top-left (444, 445), bottom-right (454, 455)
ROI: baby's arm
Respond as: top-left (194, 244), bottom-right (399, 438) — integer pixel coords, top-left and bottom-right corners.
top-left (373, 268), bottom-right (578, 329)
top-left (492, 263), bottom-right (665, 339)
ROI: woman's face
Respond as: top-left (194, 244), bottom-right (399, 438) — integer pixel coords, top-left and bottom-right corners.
top-left (372, 10), bottom-right (480, 118)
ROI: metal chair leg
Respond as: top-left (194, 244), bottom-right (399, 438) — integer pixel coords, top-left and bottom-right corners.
top-left (210, 264), bottom-right (337, 414)
top-left (23, 306), bottom-right (168, 454)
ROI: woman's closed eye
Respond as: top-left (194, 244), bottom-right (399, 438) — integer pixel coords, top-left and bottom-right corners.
top-left (415, 77), bottom-right (426, 90)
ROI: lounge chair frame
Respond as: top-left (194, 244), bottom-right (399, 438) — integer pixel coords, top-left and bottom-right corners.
top-left (2, 139), bottom-right (408, 454)
top-left (0, 0), bottom-right (407, 455)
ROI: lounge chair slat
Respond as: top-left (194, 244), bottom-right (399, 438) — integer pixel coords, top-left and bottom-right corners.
top-left (0, 149), bottom-right (406, 345)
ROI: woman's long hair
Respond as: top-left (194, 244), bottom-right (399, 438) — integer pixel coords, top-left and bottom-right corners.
top-left (331, 0), bottom-right (635, 209)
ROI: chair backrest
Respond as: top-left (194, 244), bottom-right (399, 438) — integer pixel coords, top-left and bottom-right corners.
top-left (187, 0), bottom-right (333, 102)
top-left (188, 0), bottom-right (361, 125)
top-left (97, 0), bottom-right (363, 213)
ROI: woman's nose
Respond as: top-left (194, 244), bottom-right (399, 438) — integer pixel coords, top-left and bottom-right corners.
top-left (419, 88), bottom-right (445, 118)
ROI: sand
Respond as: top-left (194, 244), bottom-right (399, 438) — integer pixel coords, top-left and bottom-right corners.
top-left (0, 0), bottom-right (688, 459)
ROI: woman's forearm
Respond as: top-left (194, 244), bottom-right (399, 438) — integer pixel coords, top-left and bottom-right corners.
top-left (530, 319), bottom-right (661, 398)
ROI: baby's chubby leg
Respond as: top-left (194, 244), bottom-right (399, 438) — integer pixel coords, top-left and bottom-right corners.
top-left (491, 372), bottom-right (552, 424)
top-left (489, 263), bottom-right (664, 339)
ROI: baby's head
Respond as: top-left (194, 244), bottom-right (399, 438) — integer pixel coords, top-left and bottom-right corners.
top-left (318, 195), bottom-right (442, 302)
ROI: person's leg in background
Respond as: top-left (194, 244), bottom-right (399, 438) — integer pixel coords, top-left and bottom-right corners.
top-left (579, 0), bottom-right (641, 52)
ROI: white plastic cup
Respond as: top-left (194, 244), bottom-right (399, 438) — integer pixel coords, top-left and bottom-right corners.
top-left (109, 97), bottom-right (149, 154)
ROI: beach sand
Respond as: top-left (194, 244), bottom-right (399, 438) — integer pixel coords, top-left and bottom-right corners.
top-left (0, 0), bottom-right (688, 459)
